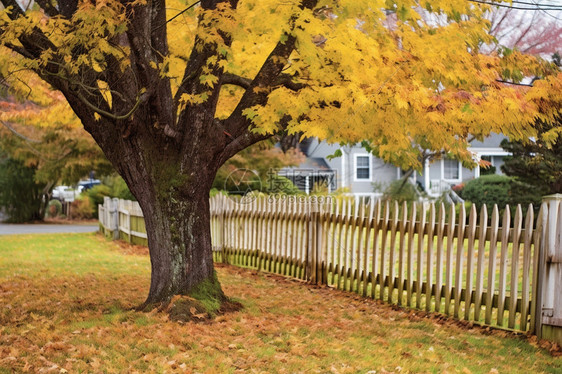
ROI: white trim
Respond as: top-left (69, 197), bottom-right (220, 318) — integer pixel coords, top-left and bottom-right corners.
top-left (468, 147), bottom-right (510, 156)
top-left (341, 149), bottom-right (347, 188)
top-left (424, 159), bottom-right (430, 191)
top-left (353, 153), bottom-right (372, 182)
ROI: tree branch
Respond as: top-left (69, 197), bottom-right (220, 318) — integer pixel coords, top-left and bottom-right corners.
top-left (274, 73), bottom-right (304, 91)
top-left (153, 0), bottom-right (201, 31)
top-left (57, 0), bottom-right (78, 18)
top-left (221, 73), bottom-right (303, 91)
top-left (221, 73), bottom-right (252, 89)
top-left (0, 120), bottom-right (40, 143)
top-left (1, 0), bottom-right (25, 18)
top-left (217, 130), bottom-right (272, 166)
top-left (75, 89), bottom-right (148, 121)
top-left (496, 79), bottom-right (534, 87)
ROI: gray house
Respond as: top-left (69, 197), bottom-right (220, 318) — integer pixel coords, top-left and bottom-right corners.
top-left (279, 133), bottom-right (509, 198)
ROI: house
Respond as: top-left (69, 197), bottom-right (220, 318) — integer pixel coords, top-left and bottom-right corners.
top-left (279, 133), bottom-right (510, 198)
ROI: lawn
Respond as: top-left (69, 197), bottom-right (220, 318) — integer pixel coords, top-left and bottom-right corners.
top-left (0, 233), bottom-right (560, 373)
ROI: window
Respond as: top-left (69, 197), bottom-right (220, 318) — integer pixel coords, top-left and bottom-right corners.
top-left (355, 155), bottom-right (371, 181)
top-left (443, 159), bottom-right (460, 180)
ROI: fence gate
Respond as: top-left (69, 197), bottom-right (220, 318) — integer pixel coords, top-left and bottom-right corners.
top-left (538, 194), bottom-right (562, 344)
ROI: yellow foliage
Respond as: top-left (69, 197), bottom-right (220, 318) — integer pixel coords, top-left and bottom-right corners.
top-left (1, 0), bottom-right (560, 171)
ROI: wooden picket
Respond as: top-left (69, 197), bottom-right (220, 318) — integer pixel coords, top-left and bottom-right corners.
top-left (100, 195), bottom-right (548, 333)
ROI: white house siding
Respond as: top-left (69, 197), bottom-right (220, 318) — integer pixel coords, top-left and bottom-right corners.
top-left (301, 139), bottom-right (399, 193)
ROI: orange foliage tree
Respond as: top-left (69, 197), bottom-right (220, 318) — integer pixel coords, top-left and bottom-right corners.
top-left (1, 0), bottom-right (559, 308)
top-left (0, 90), bottom-right (113, 192)
top-left (0, 66), bottom-right (113, 220)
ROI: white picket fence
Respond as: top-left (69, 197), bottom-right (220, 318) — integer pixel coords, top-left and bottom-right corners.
top-left (99, 194), bottom-right (562, 342)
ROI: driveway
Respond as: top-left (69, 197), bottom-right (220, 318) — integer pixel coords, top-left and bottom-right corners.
top-left (0, 223), bottom-right (99, 235)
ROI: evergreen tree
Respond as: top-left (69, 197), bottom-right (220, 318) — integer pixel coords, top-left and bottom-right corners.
top-left (0, 153), bottom-right (48, 222)
top-left (501, 120), bottom-right (562, 195)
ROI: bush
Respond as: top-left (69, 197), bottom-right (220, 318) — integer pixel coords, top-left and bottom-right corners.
top-left (480, 165), bottom-right (496, 176)
top-left (86, 175), bottom-right (136, 218)
top-left (380, 179), bottom-right (423, 204)
top-left (462, 175), bottom-right (511, 212)
top-left (46, 199), bottom-right (62, 218)
top-left (451, 183), bottom-right (464, 195)
top-left (86, 184), bottom-right (111, 218)
top-left (70, 196), bottom-right (94, 220)
top-left (263, 175), bottom-right (301, 195)
top-left (462, 175), bottom-right (542, 218)
top-left (110, 176), bottom-right (136, 201)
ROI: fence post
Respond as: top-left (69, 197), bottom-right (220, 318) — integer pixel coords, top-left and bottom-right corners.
top-left (111, 197), bottom-right (119, 240)
top-left (538, 194), bottom-right (562, 345)
top-left (315, 200), bottom-right (324, 284)
top-left (127, 210), bottom-right (132, 244)
top-left (102, 197), bottom-right (110, 237)
top-left (220, 195), bottom-right (227, 264)
top-left (306, 201), bottom-right (314, 283)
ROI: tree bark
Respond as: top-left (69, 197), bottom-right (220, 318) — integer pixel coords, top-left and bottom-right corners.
top-left (108, 127), bottom-right (225, 308)
top-left (139, 186), bottom-right (220, 307)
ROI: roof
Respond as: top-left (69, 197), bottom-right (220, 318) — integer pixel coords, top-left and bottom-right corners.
top-left (279, 157), bottom-right (334, 176)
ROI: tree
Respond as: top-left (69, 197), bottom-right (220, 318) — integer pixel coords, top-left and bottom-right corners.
top-left (501, 117), bottom-right (562, 194)
top-left (0, 0), bottom-right (555, 308)
top-left (0, 154), bottom-right (46, 222)
top-left (487, 6), bottom-right (562, 58)
top-left (0, 83), bottom-right (114, 221)
top-left (381, 4), bottom-right (562, 190)
top-left (500, 52), bottom-right (562, 195)
top-left (0, 66), bottom-right (114, 196)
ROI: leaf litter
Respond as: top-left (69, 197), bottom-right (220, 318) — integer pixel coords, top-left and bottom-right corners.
top-left (0, 233), bottom-right (560, 373)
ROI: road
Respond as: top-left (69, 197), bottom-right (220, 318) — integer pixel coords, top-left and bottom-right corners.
top-left (0, 223), bottom-right (99, 235)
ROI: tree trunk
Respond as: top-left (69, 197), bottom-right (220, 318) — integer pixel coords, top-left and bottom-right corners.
top-left (112, 134), bottom-right (226, 309)
top-left (139, 185), bottom-right (221, 307)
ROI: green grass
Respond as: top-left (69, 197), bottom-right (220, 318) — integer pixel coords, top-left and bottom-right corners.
top-left (0, 233), bottom-right (148, 278)
top-left (0, 232), bottom-right (560, 373)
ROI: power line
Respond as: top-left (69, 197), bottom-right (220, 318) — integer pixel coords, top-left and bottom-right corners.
top-left (154, 1), bottom-right (201, 31)
top-left (469, 0), bottom-right (562, 10)
top-left (512, 0), bottom-right (562, 7)
top-left (528, 0), bottom-right (562, 20)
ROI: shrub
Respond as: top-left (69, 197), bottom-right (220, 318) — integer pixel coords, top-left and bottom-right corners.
top-left (85, 175), bottom-right (137, 218)
top-left (480, 165), bottom-right (496, 176)
top-left (46, 199), bottom-right (62, 218)
top-left (462, 175), bottom-right (512, 214)
top-left (86, 184), bottom-right (111, 218)
top-left (462, 175), bottom-right (542, 218)
top-left (381, 179), bottom-right (422, 204)
top-left (70, 196), bottom-right (94, 220)
top-left (451, 183), bottom-right (464, 195)
top-left (110, 176), bottom-right (136, 201)
top-left (262, 175), bottom-right (301, 195)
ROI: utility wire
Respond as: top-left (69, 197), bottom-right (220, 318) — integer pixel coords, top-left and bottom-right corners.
top-left (529, 0), bottom-right (562, 20)
top-left (511, 0), bottom-right (562, 7)
top-left (469, 0), bottom-right (562, 10)
top-left (154, 1), bottom-right (201, 31)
